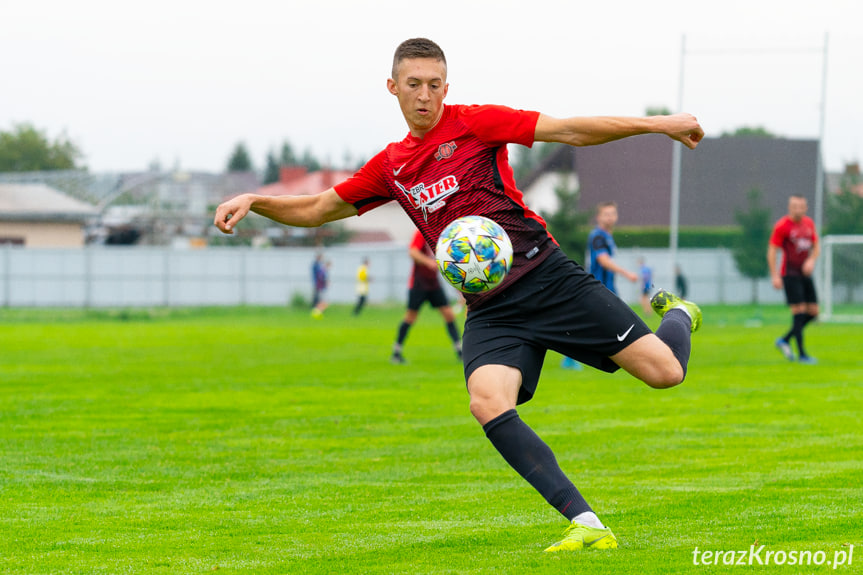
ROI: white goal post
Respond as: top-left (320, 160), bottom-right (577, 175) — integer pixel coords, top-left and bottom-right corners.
top-left (821, 235), bottom-right (863, 322)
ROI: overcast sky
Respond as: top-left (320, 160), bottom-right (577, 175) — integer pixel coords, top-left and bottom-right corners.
top-left (2, 0), bottom-right (861, 174)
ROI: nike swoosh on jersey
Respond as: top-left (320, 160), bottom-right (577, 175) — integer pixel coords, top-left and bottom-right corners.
top-left (393, 163), bottom-right (407, 176)
top-left (617, 324), bottom-right (635, 341)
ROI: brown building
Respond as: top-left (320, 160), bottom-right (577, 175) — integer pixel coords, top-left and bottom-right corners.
top-left (522, 135), bottom-right (821, 227)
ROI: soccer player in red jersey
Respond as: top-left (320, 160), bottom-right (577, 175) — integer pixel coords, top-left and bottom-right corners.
top-left (768, 195), bottom-right (820, 364)
top-left (214, 38), bottom-right (705, 552)
top-left (390, 229), bottom-right (462, 364)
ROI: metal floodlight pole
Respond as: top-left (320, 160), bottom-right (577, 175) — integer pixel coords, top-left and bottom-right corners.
top-left (816, 32), bottom-right (829, 296)
top-left (669, 34), bottom-right (686, 284)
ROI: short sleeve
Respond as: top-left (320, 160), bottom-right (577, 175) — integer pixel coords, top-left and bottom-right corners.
top-left (334, 150), bottom-right (392, 215)
top-left (410, 230), bottom-right (427, 251)
top-left (768, 219), bottom-right (786, 247)
top-left (457, 105), bottom-right (540, 147)
top-left (591, 234), bottom-right (610, 255)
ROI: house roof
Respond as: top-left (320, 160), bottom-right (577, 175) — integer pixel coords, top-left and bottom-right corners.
top-left (0, 183), bottom-right (99, 222)
top-left (252, 167), bottom-right (355, 198)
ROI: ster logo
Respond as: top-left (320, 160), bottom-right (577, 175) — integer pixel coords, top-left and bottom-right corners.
top-left (394, 175), bottom-right (460, 221)
top-left (435, 141), bottom-right (457, 161)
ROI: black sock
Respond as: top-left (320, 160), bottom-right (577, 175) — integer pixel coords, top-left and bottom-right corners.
top-left (782, 319), bottom-right (796, 342)
top-left (483, 409), bottom-right (591, 520)
top-left (802, 313), bottom-right (817, 327)
top-left (655, 308), bottom-right (692, 380)
top-left (792, 313), bottom-right (808, 356)
top-left (445, 320), bottom-right (460, 343)
top-left (395, 321), bottom-right (411, 348)
top-left (353, 296), bottom-right (366, 315)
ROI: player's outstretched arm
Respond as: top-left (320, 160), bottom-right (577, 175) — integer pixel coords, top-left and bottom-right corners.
top-left (597, 253), bottom-right (638, 283)
top-left (535, 113), bottom-right (704, 149)
top-left (767, 244), bottom-right (783, 289)
top-left (214, 188), bottom-right (358, 234)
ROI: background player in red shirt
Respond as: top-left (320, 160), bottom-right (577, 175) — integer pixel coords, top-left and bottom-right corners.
top-left (391, 230), bottom-right (462, 364)
top-left (214, 38), bottom-right (705, 552)
top-left (768, 195), bottom-right (820, 364)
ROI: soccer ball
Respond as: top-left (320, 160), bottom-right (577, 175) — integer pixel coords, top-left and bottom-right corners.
top-left (435, 215), bottom-right (513, 293)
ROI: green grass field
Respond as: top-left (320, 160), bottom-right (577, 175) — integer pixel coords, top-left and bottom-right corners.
top-left (1, 304), bottom-right (861, 574)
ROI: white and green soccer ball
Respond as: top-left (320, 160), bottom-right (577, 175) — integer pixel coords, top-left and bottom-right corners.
top-left (435, 215), bottom-right (513, 293)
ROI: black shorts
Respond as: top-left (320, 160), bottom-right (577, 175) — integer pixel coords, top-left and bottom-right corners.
top-left (407, 286), bottom-right (449, 311)
top-left (462, 248), bottom-right (651, 405)
top-left (782, 275), bottom-right (817, 305)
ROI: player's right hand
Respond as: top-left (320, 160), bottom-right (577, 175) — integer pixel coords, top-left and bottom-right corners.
top-left (214, 195), bottom-right (253, 234)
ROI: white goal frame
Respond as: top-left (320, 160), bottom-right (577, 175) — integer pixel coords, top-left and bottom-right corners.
top-left (821, 234), bottom-right (863, 322)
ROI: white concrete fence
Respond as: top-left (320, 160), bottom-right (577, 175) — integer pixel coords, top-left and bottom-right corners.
top-left (0, 244), bottom-right (795, 308)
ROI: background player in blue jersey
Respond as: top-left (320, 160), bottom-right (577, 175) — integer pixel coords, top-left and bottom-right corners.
top-left (587, 202), bottom-right (638, 294)
top-left (214, 38), bottom-right (705, 553)
top-left (563, 202), bottom-right (639, 369)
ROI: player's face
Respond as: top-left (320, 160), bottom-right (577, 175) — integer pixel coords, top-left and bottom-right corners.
top-left (597, 206), bottom-right (618, 229)
top-left (387, 58), bottom-right (448, 137)
top-left (788, 197), bottom-right (808, 221)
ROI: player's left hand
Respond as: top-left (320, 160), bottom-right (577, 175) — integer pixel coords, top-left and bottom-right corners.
top-left (214, 194), bottom-right (254, 234)
top-left (665, 113), bottom-right (704, 150)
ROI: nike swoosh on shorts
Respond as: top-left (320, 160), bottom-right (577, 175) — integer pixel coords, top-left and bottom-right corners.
top-left (617, 324), bottom-right (635, 341)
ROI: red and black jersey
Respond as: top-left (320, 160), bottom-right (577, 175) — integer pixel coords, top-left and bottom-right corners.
top-left (334, 104), bottom-right (556, 308)
top-left (408, 230), bottom-right (441, 291)
top-left (769, 215), bottom-right (818, 276)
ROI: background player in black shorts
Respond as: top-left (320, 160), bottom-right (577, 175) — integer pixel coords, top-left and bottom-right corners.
top-left (391, 230), bottom-right (462, 364)
top-left (768, 195), bottom-right (820, 364)
top-left (214, 37), bottom-right (705, 553)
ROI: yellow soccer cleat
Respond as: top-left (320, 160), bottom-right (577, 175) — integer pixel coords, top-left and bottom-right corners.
top-left (650, 289), bottom-right (702, 333)
top-left (544, 522), bottom-right (618, 552)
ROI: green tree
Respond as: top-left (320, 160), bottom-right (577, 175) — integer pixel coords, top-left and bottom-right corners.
top-left (826, 169), bottom-right (863, 235)
top-left (825, 167), bottom-right (863, 302)
top-left (645, 106), bottom-right (672, 116)
top-left (0, 123), bottom-right (83, 171)
top-left (511, 141), bottom-right (562, 183)
top-left (226, 142), bottom-right (253, 172)
top-left (300, 148), bottom-right (321, 172)
top-left (732, 188), bottom-right (771, 303)
top-left (720, 126), bottom-right (776, 138)
top-left (279, 141), bottom-right (297, 166)
top-left (540, 178), bottom-right (591, 259)
top-left (263, 151), bottom-right (280, 184)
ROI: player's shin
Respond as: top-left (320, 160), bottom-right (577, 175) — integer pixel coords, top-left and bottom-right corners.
top-left (655, 309), bottom-right (692, 380)
top-left (483, 409), bottom-right (591, 520)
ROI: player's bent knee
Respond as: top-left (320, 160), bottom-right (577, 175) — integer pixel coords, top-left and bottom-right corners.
top-left (613, 335), bottom-right (684, 389)
top-left (466, 365), bottom-right (522, 426)
top-left (469, 396), bottom-right (512, 425)
top-left (642, 363), bottom-right (684, 389)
